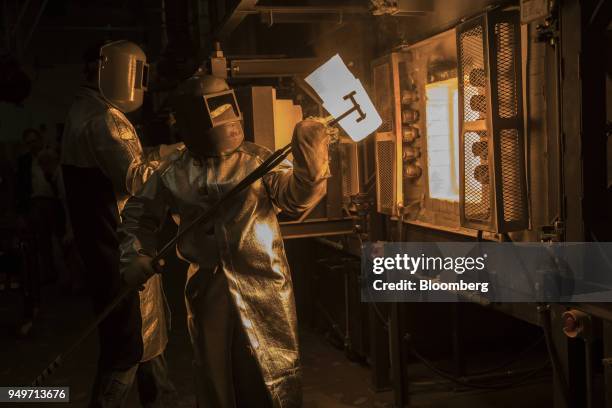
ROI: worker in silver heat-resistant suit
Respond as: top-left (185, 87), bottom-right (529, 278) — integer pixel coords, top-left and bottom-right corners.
top-left (119, 75), bottom-right (330, 407)
top-left (61, 40), bottom-right (181, 407)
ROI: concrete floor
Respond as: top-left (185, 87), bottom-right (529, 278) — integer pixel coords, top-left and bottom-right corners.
top-left (0, 269), bottom-right (395, 408)
top-left (0, 264), bottom-right (554, 408)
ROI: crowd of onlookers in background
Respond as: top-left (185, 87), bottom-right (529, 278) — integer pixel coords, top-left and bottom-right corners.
top-left (0, 125), bottom-right (83, 336)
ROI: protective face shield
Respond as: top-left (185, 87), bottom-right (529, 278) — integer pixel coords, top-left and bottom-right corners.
top-left (172, 75), bottom-right (244, 157)
top-left (98, 40), bottom-right (148, 113)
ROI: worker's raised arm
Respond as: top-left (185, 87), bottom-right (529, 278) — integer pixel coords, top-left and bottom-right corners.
top-left (263, 119), bottom-right (330, 218)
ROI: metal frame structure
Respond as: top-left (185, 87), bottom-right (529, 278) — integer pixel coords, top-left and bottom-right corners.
top-left (213, 0), bottom-right (259, 40)
top-left (456, 8), bottom-right (529, 233)
top-left (371, 52), bottom-right (406, 217)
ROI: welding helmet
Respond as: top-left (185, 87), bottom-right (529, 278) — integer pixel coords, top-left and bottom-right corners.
top-left (172, 74), bottom-right (244, 157)
top-left (97, 40), bottom-right (149, 113)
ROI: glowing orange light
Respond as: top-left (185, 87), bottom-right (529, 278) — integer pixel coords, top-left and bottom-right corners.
top-left (425, 78), bottom-right (460, 202)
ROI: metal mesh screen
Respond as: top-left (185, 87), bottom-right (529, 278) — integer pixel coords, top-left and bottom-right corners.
top-left (458, 11), bottom-right (527, 232)
top-left (373, 63), bottom-right (393, 132)
top-left (340, 142), bottom-right (359, 197)
top-left (499, 129), bottom-right (524, 222)
top-left (495, 23), bottom-right (518, 119)
top-left (459, 26), bottom-right (487, 122)
top-left (464, 131), bottom-right (491, 221)
top-left (460, 23), bottom-right (492, 223)
top-left (377, 140), bottom-right (395, 213)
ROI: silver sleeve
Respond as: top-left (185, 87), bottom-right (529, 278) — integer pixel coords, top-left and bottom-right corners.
top-left (263, 119), bottom-right (330, 217)
top-left (118, 171), bottom-right (173, 265)
top-left (86, 109), bottom-right (159, 196)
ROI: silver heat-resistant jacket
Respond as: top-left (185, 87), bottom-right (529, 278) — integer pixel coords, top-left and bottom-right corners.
top-left (119, 120), bottom-right (330, 407)
top-left (62, 87), bottom-right (169, 211)
top-left (62, 86), bottom-right (178, 362)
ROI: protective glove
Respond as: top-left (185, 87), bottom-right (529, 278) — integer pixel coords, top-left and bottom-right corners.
top-left (293, 119), bottom-right (328, 145)
top-left (143, 143), bottom-right (185, 165)
top-left (291, 119), bottom-right (330, 183)
top-left (122, 255), bottom-right (159, 290)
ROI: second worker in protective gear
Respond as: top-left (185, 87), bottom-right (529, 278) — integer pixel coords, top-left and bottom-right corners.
top-left (119, 75), bottom-right (330, 407)
top-left (61, 40), bottom-right (181, 407)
